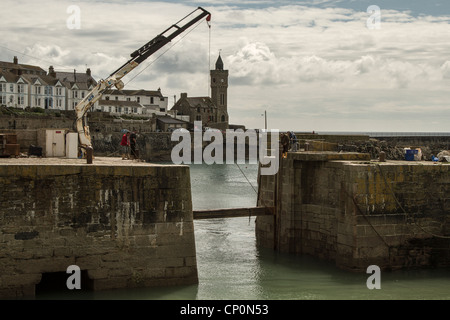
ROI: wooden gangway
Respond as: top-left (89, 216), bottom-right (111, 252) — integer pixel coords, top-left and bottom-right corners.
top-left (193, 206), bottom-right (274, 220)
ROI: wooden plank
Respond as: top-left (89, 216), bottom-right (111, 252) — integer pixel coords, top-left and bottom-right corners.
top-left (193, 206), bottom-right (274, 220)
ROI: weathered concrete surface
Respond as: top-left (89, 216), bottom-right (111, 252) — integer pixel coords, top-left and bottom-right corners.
top-left (0, 157), bottom-right (197, 298)
top-left (256, 151), bottom-right (450, 272)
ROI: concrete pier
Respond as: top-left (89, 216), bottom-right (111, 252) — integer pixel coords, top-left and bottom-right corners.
top-left (256, 152), bottom-right (450, 271)
top-left (0, 157), bottom-right (197, 298)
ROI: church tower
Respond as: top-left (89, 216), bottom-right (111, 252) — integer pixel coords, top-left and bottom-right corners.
top-left (210, 54), bottom-right (229, 124)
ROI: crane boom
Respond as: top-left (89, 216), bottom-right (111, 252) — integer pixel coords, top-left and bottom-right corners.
top-left (75, 7), bottom-right (211, 151)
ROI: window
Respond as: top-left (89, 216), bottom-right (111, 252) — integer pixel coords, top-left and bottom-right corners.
top-left (115, 96), bottom-right (118, 101)
top-left (0, 95), bottom-right (6, 105)
top-left (36, 86), bottom-right (41, 94)
top-left (196, 115), bottom-right (201, 121)
top-left (18, 84), bottom-right (24, 93)
top-left (57, 99), bottom-right (62, 107)
top-left (134, 108), bottom-right (137, 113)
top-left (150, 97), bottom-right (154, 104)
top-left (137, 97), bottom-right (140, 103)
top-left (127, 98), bottom-right (131, 102)
top-left (45, 86), bottom-right (52, 95)
top-left (0, 84), bottom-right (5, 92)
top-left (73, 90), bottom-right (78, 98)
top-left (81, 92), bottom-right (85, 98)
top-left (17, 96), bottom-right (24, 105)
top-left (10, 84), bottom-right (14, 92)
top-left (56, 88), bottom-right (62, 96)
top-left (9, 95), bottom-right (13, 103)
top-left (45, 98), bottom-right (53, 109)
top-left (105, 96), bottom-right (110, 101)
top-left (221, 115), bottom-right (226, 122)
top-left (220, 93), bottom-right (225, 106)
top-left (109, 107), bottom-right (112, 113)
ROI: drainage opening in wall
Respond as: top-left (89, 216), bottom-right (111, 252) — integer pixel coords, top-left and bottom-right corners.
top-left (35, 270), bottom-right (94, 296)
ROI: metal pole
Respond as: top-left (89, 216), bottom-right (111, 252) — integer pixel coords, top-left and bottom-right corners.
top-left (265, 110), bottom-right (267, 130)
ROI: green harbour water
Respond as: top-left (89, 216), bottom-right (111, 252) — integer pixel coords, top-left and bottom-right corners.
top-left (35, 163), bottom-right (449, 300)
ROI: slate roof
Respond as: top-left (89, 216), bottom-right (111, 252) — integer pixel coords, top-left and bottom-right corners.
top-left (185, 96), bottom-right (216, 109)
top-left (0, 61), bottom-right (46, 75)
top-left (103, 89), bottom-right (163, 97)
top-left (157, 116), bottom-right (189, 124)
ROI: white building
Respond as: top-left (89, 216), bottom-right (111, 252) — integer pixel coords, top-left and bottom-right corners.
top-left (22, 74), bottom-right (66, 110)
top-left (100, 89), bottom-right (168, 116)
top-left (50, 67), bottom-right (97, 111)
top-left (0, 57), bottom-right (66, 110)
top-left (0, 57), bottom-right (179, 120)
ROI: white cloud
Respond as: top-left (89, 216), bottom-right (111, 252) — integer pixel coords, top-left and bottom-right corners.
top-left (2, 0), bottom-right (450, 131)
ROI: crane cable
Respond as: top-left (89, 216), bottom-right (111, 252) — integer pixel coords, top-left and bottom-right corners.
top-left (123, 17), bottom-right (209, 88)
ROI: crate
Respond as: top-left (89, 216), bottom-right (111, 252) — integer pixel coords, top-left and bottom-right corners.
top-left (405, 149), bottom-right (418, 161)
top-left (29, 145), bottom-right (43, 157)
top-left (4, 144), bottom-right (20, 156)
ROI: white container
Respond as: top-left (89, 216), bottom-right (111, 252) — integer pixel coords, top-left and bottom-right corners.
top-left (66, 132), bottom-right (79, 159)
top-left (37, 129), bottom-right (67, 157)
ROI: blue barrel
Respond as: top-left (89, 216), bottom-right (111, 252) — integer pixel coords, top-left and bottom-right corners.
top-left (405, 149), bottom-right (415, 161)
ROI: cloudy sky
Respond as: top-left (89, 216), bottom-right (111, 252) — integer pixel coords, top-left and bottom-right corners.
top-left (2, 0), bottom-right (450, 132)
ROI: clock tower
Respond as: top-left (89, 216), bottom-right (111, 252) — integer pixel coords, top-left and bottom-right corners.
top-left (210, 54), bottom-right (229, 124)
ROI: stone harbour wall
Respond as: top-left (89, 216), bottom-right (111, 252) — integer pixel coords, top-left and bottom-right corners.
top-left (256, 152), bottom-right (450, 272)
top-left (0, 162), bottom-right (197, 298)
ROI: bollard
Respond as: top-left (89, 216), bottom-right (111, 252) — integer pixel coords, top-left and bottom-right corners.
top-left (379, 151), bottom-right (386, 162)
top-left (86, 146), bottom-right (93, 164)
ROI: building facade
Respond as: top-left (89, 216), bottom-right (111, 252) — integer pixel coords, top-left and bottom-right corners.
top-left (51, 67), bottom-right (97, 111)
top-left (170, 55), bottom-right (229, 130)
top-left (99, 88), bottom-right (168, 116)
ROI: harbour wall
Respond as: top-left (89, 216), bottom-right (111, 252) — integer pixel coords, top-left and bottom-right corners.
top-left (256, 152), bottom-right (450, 271)
top-left (0, 162), bottom-right (197, 298)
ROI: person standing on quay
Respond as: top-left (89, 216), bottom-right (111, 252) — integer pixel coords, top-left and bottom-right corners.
top-left (130, 130), bottom-right (137, 160)
top-left (281, 132), bottom-right (290, 158)
top-left (120, 131), bottom-right (131, 160)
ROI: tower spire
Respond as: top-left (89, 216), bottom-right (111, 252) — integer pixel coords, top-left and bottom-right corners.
top-left (215, 52), bottom-right (224, 71)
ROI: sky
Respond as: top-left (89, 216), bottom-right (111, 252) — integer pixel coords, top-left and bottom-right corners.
top-left (2, 0), bottom-right (450, 132)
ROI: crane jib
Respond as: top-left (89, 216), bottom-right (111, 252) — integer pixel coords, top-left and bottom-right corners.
top-left (109, 7), bottom-right (210, 77)
top-left (77, 6), bottom-right (210, 150)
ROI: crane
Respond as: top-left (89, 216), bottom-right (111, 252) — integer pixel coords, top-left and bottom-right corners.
top-left (74, 7), bottom-right (211, 159)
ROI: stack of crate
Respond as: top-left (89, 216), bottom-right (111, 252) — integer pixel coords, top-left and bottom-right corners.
top-left (0, 134), bottom-right (20, 157)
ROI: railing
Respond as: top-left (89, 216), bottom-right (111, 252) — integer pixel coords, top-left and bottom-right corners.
top-left (316, 131), bottom-right (450, 137)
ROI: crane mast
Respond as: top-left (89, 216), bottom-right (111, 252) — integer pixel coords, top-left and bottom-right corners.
top-left (75, 7), bottom-right (211, 152)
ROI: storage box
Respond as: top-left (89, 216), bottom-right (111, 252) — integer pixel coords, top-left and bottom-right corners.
top-left (4, 144), bottom-right (20, 156)
top-left (29, 145), bottom-right (43, 157)
top-left (404, 148), bottom-right (417, 161)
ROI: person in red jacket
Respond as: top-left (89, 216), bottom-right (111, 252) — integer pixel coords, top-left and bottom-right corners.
top-left (120, 131), bottom-right (131, 160)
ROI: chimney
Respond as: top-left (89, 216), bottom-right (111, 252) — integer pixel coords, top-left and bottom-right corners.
top-left (73, 69), bottom-right (77, 82)
top-left (13, 56), bottom-right (18, 64)
top-left (49, 66), bottom-right (56, 78)
top-left (86, 68), bottom-right (91, 76)
top-left (181, 93), bottom-right (187, 99)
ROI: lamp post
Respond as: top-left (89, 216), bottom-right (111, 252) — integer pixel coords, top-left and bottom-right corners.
top-left (261, 110), bottom-right (267, 130)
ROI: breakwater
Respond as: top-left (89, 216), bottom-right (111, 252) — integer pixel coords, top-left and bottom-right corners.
top-left (256, 152), bottom-right (450, 271)
top-left (0, 158), bottom-right (196, 298)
